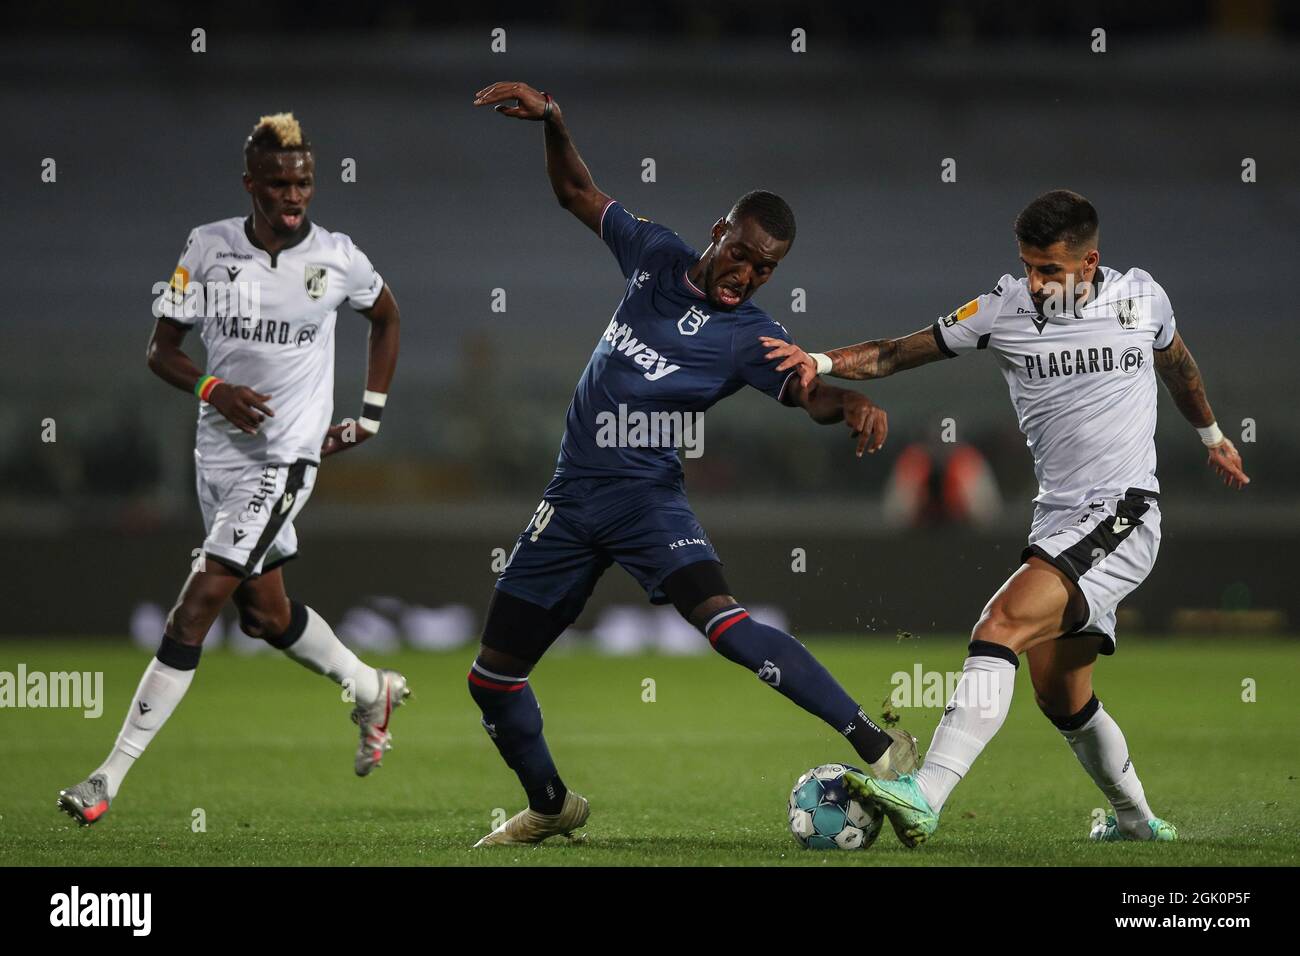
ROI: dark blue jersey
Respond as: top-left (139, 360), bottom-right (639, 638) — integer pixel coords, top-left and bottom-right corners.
top-left (553, 200), bottom-right (796, 481)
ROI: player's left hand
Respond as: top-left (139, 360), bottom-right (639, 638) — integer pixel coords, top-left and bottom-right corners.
top-left (761, 336), bottom-right (819, 389)
top-left (842, 392), bottom-right (888, 457)
top-left (1206, 437), bottom-right (1250, 489)
top-left (320, 421), bottom-right (374, 458)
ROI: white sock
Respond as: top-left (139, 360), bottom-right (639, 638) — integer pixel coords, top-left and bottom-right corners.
top-left (1059, 702), bottom-right (1155, 836)
top-left (281, 605), bottom-right (381, 705)
top-left (914, 653), bottom-right (1017, 813)
top-left (95, 656), bottom-right (197, 799)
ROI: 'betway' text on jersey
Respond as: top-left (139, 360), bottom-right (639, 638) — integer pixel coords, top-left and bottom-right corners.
top-left (155, 218), bottom-right (384, 469)
top-left (933, 266), bottom-right (1176, 510)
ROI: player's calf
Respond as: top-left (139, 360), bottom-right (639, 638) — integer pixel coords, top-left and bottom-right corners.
top-left (469, 590), bottom-right (575, 820)
top-left (662, 564), bottom-right (914, 777)
top-left (56, 635), bottom-right (203, 826)
top-left (467, 653), bottom-right (568, 813)
top-left (252, 598), bottom-right (403, 774)
top-left (165, 566), bottom-right (241, 645)
top-left (1045, 694), bottom-right (1168, 840)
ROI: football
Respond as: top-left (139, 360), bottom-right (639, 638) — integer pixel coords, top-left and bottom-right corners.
top-left (788, 763), bottom-right (884, 850)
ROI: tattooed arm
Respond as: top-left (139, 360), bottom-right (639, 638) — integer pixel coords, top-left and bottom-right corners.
top-left (1154, 332), bottom-right (1250, 489)
top-left (760, 326), bottom-right (947, 388)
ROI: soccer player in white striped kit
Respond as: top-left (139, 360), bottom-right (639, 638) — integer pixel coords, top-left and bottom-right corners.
top-left (763, 189), bottom-right (1249, 845)
top-left (58, 114), bottom-right (410, 826)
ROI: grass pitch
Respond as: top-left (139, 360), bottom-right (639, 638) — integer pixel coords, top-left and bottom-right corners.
top-left (1, 636), bottom-right (1296, 866)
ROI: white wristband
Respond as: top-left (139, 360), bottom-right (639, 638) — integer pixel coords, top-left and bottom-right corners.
top-left (1197, 422), bottom-right (1224, 447)
top-left (359, 390), bottom-right (386, 436)
top-left (809, 352), bottom-right (833, 376)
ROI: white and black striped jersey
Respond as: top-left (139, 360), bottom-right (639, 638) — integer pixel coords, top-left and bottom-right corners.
top-left (933, 265), bottom-right (1176, 509)
top-left (155, 217), bottom-right (384, 469)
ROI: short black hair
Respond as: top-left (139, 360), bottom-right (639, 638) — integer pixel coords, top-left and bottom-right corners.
top-left (728, 189), bottom-right (796, 244)
top-left (1014, 189), bottom-right (1098, 252)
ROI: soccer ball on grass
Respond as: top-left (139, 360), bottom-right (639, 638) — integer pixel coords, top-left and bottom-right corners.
top-left (788, 763), bottom-right (884, 850)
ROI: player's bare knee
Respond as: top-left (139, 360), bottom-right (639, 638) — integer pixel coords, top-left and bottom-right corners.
top-left (233, 595), bottom-right (290, 641)
top-left (973, 604), bottom-right (1057, 655)
top-left (165, 602), bottom-right (213, 646)
top-left (687, 594), bottom-right (737, 631)
top-left (1033, 686), bottom-right (1068, 715)
top-left (236, 607), bottom-right (275, 641)
top-left (661, 561), bottom-right (733, 630)
top-left (970, 610), bottom-right (1022, 654)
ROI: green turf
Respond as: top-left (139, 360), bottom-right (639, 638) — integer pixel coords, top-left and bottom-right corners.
top-left (1, 636), bottom-right (1296, 866)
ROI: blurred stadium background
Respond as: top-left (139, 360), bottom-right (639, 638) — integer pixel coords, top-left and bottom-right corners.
top-left (2, 2), bottom-right (1296, 649)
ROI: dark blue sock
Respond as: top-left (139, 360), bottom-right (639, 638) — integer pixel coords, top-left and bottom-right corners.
top-left (704, 605), bottom-right (891, 764)
top-left (467, 659), bottom-right (567, 813)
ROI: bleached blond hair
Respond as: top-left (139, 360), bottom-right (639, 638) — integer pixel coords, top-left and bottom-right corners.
top-left (253, 112), bottom-right (303, 146)
top-left (244, 112), bottom-right (311, 166)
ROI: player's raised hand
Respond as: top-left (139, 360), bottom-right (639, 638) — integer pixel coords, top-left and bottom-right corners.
top-left (1206, 437), bottom-right (1250, 489)
top-left (473, 82), bottom-right (550, 120)
top-left (208, 384), bottom-right (274, 435)
top-left (841, 392), bottom-right (888, 457)
top-left (320, 421), bottom-right (373, 458)
top-left (761, 336), bottom-right (819, 389)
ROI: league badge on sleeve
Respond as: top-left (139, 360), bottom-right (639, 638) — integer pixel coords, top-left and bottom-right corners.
top-left (168, 265), bottom-right (190, 306)
top-left (304, 264), bottom-right (328, 300)
top-left (942, 298), bottom-right (979, 327)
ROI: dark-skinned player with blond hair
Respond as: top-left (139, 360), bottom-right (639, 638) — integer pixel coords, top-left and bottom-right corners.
top-left (58, 113), bottom-right (410, 826)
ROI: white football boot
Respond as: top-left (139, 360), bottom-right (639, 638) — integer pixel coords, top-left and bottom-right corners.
top-left (351, 669), bottom-right (411, 776)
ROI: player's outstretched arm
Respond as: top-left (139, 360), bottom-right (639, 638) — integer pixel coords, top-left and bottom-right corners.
top-left (760, 326), bottom-right (946, 389)
top-left (145, 319), bottom-right (274, 435)
top-left (1154, 332), bottom-right (1250, 489)
top-left (784, 377), bottom-right (888, 457)
top-left (321, 285), bottom-right (401, 458)
top-left (473, 81), bottom-right (611, 234)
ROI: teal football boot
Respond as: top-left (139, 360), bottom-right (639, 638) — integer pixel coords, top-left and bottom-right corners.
top-left (1089, 812), bottom-right (1178, 842)
top-left (842, 771), bottom-right (938, 848)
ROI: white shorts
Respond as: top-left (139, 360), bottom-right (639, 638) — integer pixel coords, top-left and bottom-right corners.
top-left (196, 459), bottom-right (317, 577)
top-left (1023, 488), bottom-right (1161, 654)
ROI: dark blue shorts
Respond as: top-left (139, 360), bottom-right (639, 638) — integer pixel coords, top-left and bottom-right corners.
top-left (494, 475), bottom-right (719, 626)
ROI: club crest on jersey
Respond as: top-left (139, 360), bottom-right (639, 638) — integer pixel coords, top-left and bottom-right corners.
top-left (1113, 298), bottom-right (1141, 330)
top-left (304, 264), bottom-right (328, 300)
top-left (678, 305), bottom-right (710, 336)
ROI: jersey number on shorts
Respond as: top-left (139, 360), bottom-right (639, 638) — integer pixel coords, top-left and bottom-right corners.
top-left (528, 501), bottom-right (556, 542)
top-left (502, 500), bottom-right (557, 573)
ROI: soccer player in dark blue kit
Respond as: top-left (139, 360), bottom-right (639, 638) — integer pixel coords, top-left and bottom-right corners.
top-left (469, 81), bottom-right (917, 846)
